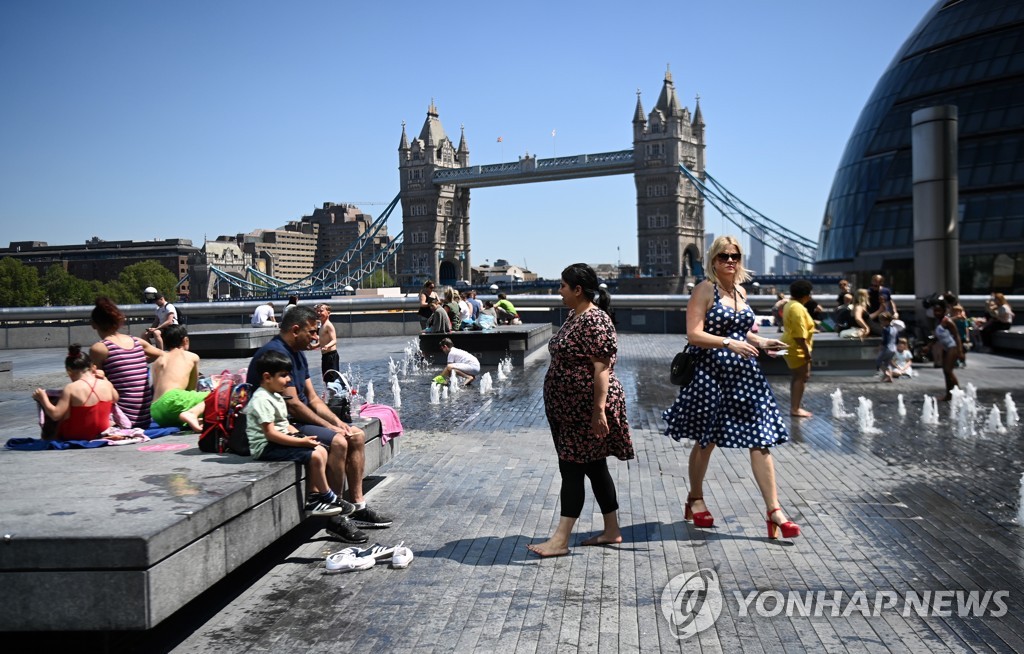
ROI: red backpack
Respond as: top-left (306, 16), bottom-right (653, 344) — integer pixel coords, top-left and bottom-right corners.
top-left (198, 379), bottom-right (251, 454)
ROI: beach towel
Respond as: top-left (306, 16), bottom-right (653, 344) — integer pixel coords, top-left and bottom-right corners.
top-left (5, 426), bottom-right (181, 451)
top-left (357, 403), bottom-right (404, 444)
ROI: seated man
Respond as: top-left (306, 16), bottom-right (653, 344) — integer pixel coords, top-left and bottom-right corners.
top-left (149, 325), bottom-right (208, 431)
top-left (494, 293), bottom-right (520, 325)
top-left (251, 302), bottom-right (277, 327)
top-left (423, 296), bottom-right (452, 333)
top-left (436, 337), bottom-right (481, 386)
top-left (246, 306), bottom-right (392, 544)
top-left (143, 292), bottom-right (178, 350)
top-left (245, 350), bottom-right (354, 517)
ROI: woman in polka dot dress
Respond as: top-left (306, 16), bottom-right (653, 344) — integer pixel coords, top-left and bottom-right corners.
top-left (663, 236), bottom-right (801, 540)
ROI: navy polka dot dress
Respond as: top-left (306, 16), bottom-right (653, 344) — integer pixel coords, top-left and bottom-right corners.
top-left (663, 284), bottom-right (789, 449)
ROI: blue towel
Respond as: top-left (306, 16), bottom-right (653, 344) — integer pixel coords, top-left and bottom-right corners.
top-left (5, 426), bottom-right (180, 451)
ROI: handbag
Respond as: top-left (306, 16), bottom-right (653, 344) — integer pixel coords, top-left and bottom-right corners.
top-left (670, 350), bottom-right (697, 387)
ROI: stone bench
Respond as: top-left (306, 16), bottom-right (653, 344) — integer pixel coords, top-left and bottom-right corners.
top-left (187, 327), bottom-right (279, 358)
top-left (991, 329), bottom-right (1024, 352)
top-left (753, 329), bottom-right (883, 376)
top-left (419, 323), bottom-right (552, 367)
top-left (0, 416), bottom-right (398, 632)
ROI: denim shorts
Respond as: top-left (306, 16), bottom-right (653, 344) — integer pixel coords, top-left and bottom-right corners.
top-left (257, 441), bottom-right (314, 464)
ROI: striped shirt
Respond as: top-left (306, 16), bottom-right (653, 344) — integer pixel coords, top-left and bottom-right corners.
top-left (101, 336), bottom-right (153, 428)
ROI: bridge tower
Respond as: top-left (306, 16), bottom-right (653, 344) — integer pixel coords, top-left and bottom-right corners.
top-left (631, 69), bottom-right (706, 289)
top-left (398, 102), bottom-right (471, 288)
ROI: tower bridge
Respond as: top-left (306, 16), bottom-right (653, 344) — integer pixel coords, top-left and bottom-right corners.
top-left (208, 69), bottom-right (816, 297)
top-left (398, 69), bottom-right (708, 290)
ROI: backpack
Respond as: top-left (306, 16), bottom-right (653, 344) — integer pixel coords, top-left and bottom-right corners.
top-left (198, 379), bottom-right (252, 454)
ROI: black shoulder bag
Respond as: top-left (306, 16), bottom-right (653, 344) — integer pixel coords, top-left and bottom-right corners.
top-left (670, 350), bottom-right (698, 387)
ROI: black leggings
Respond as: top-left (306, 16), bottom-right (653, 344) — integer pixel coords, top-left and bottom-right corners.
top-left (559, 458), bottom-right (619, 519)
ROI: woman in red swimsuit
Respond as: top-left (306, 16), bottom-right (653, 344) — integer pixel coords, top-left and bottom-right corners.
top-left (33, 345), bottom-right (120, 440)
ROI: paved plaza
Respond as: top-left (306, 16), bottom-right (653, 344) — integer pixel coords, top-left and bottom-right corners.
top-left (3, 334), bottom-right (1024, 652)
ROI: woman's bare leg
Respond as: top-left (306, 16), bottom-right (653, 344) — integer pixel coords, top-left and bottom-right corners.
top-left (687, 442), bottom-right (716, 514)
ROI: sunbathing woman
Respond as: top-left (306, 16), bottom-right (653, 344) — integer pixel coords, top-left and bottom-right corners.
top-left (33, 345), bottom-right (119, 440)
top-left (89, 297), bottom-right (163, 428)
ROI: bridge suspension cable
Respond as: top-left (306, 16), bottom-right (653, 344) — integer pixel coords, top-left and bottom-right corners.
top-left (210, 192), bottom-right (404, 296)
top-left (679, 164), bottom-right (818, 265)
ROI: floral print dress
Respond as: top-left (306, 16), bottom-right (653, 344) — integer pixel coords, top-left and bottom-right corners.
top-left (543, 308), bottom-right (634, 463)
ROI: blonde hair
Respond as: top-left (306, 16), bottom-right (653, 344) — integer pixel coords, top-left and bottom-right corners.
top-left (855, 288), bottom-right (869, 307)
top-left (705, 235), bottom-right (751, 285)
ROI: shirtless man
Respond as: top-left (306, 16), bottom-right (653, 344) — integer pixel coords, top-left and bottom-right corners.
top-left (149, 324), bottom-right (207, 431)
top-left (315, 304), bottom-right (339, 383)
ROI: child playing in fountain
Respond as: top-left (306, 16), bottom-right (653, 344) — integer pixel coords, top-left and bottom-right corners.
top-left (33, 345), bottom-right (119, 440)
top-left (876, 312), bottom-right (899, 382)
top-left (244, 350), bottom-right (354, 517)
top-left (890, 337), bottom-right (914, 378)
top-left (434, 337), bottom-right (481, 386)
top-left (149, 325), bottom-right (208, 431)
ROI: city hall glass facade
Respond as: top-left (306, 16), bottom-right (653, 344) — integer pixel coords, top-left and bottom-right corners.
top-left (817, 0), bottom-right (1024, 293)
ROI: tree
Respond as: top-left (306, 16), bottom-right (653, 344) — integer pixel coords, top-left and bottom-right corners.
top-left (361, 269), bottom-right (395, 289)
top-left (42, 264), bottom-right (95, 306)
top-left (116, 260), bottom-right (179, 303)
top-left (0, 257), bottom-right (45, 307)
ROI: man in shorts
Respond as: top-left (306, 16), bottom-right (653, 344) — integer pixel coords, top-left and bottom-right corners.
top-left (246, 305), bottom-right (392, 544)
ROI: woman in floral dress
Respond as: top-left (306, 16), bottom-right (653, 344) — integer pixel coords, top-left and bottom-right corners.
top-left (528, 264), bottom-right (634, 557)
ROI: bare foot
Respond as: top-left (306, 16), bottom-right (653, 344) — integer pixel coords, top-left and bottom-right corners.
top-left (180, 412), bottom-right (202, 432)
top-left (526, 540), bottom-right (570, 558)
top-left (465, 375), bottom-right (476, 386)
top-left (790, 409), bottom-right (813, 418)
top-left (581, 533), bottom-right (623, 546)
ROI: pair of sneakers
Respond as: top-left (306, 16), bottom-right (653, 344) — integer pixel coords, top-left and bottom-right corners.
top-left (325, 505), bottom-right (393, 544)
top-left (324, 541), bottom-right (413, 573)
top-left (304, 492), bottom-right (356, 518)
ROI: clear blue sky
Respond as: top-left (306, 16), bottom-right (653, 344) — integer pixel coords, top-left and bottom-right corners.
top-left (0, 0), bottom-right (935, 280)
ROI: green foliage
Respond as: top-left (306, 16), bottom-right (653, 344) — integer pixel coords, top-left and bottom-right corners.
top-left (42, 264), bottom-right (95, 306)
top-left (116, 261), bottom-right (178, 303)
top-left (0, 257), bottom-right (45, 307)
top-left (361, 269), bottom-right (395, 289)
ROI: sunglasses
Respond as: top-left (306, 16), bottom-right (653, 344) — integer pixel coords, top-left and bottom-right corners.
top-left (716, 252), bottom-right (741, 262)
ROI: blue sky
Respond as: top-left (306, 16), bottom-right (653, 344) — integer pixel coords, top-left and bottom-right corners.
top-left (0, 0), bottom-right (935, 280)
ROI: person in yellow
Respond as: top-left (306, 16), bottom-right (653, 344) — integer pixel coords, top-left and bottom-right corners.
top-left (781, 280), bottom-right (815, 417)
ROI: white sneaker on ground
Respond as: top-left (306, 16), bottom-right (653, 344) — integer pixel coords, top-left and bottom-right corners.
top-left (325, 551), bottom-right (376, 573)
top-left (391, 546), bottom-right (414, 569)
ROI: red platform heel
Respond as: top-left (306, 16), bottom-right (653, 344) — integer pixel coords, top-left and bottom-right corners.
top-left (684, 496), bottom-right (715, 528)
top-left (766, 507), bottom-right (800, 539)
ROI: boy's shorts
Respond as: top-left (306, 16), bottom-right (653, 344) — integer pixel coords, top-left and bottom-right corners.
top-left (257, 441), bottom-right (314, 464)
top-left (150, 389), bottom-right (209, 428)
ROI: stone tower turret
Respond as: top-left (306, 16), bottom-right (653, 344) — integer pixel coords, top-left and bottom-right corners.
top-left (398, 102), bottom-right (471, 287)
top-left (632, 68), bottom-right (706, 282)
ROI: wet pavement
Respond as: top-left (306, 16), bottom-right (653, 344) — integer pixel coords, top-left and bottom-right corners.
top-left (3, 334), bottom-right (1024, 652)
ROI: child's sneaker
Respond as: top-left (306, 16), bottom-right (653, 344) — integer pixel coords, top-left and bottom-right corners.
top-left (433, 375), bottom-right (446, 385)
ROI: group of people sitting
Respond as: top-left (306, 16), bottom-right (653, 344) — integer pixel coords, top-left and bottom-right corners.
top-left (33, 298), bottom-right (391, 542)
top-left (34, 298), bottom-right (209, 439)
top-left (417, 279), bottom-right (520, 333)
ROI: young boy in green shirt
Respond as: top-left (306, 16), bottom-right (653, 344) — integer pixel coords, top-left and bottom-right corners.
top-left (244, 350), bottom-right (355, 517)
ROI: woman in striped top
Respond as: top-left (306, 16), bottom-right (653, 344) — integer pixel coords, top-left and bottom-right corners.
top-left (89, 297), bottom-right (162, 428)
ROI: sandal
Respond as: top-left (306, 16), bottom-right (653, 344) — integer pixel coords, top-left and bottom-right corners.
top-left (684, 495), bottom-right (715, 528)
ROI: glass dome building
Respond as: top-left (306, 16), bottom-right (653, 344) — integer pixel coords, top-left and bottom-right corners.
top-left (817, 0), bottom-right (1024, 293)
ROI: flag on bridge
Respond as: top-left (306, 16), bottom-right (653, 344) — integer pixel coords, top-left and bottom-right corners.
top-left (551, 129), bottom-right (556, 137)
top-left (497, 136), bottom-right (503, 143)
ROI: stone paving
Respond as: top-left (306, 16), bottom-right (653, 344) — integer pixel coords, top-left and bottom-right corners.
top-left (3, 334), bottom-right (1024, 652)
